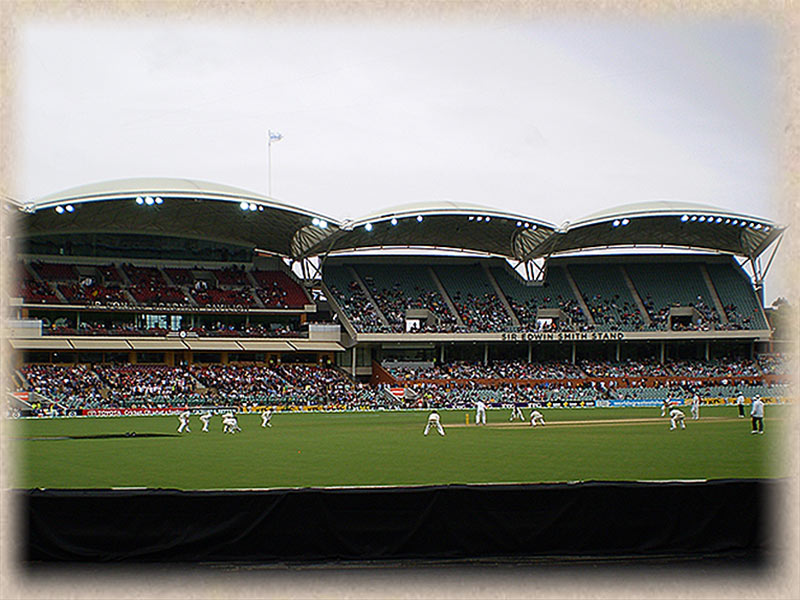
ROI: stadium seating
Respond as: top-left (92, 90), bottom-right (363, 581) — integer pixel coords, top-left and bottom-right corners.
top-left (433, 264), bottom-right (512, 331)
top-left (568, 263), bottom-right (645, 331)
top-left (353, 263), bottom-right (459, 332)
top-left (705, 262), bottom-right (769, 329)
top-left (625, 262), bottom-right (719, 330)
top-left (490, 265), bottom-right (587, 330)
top-left (323, 265), bottom-right (386, 332)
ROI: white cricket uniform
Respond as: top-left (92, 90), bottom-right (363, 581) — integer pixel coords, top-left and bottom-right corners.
top-left (736, 395), bottom-right (745, 418)
top-left (510, 405), bottom-right (525, 421)
top-left (669, 408), bottom-right (686, 430)
top-left (261, 410), bottom-right (273, 428)
top-left (750, 397), bottom-right (764, 434)
top-left (475, 400), bottom-right (487, 425)
top-left (223, 415), bottom-right (241, 434)
top-left (530, 410), bottom-right (545, 427)
top-left (423, 411), bottom-right (445, 436)
top-left (691, 395), bottom-right (700, 420)
top-left (661, 399), bottom-right (670, 417)
top-left (200, 412), bottom-right (212, 432)
top-left (177, 410), bottom-right (191, 433)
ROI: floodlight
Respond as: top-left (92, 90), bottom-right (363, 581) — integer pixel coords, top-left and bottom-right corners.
top-left (319, 220), bottom-right (328, 229)
top-left (249, 203), bottom-right (257, 211)
top-left (524, 223), bottom-right (530, 228)
top-left (155, 197), bottom-right (163, 205)
top-left (55, 206), bottom-right (64, 214)
top-left (240, 201), bottom-right (249, 210)
top-left (612, 220), bottom-right (620, 227)
top-left (516, 221), bottom-right (522, 227)
top-left (698, 216), bottom-right (705, 222)
top-left (136, 197), bottom-right (144, 205)
top-left (391, 217), bottom-right (398, 226)
top-left (468, 216), bottom-right (474, 221)
top-left (681, 215), bottom-right (689, 222)
top-left (365, 223), bottom-right (373, 232)
top-left (312, 218), bottom-right (320, 226)
top-left (690, 216), bottom-right (697, 221)
top-left (621, 218), bottom-right (630, 226)
top-left (715, 217), bottom-right (722, 223)
top-left (754, 223), bottom-right (762, 230)
top-left (476, 216), bottom-right (483, 222)
top-left (416, 215), bottom-right (423, 222)
top-left (485, 216), bottom-right (491, 222)
top-left (65, 205), bottom-right (74, 212)
top-left (531, 224), bottom-right (537, 230)
top-left (731, 219), bottom-right (738, 225)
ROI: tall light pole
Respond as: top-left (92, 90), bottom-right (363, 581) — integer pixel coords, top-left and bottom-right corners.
top-left (268, 130), bottom-right (282, 196)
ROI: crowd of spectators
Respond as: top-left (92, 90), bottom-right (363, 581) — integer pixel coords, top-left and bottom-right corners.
top-left (17, 259), bottom-right (307, 311)
top-left (388, 360), bottom-right (584, 381)
top-left (664, 357), bottom-right (760, 378)
top-left (17, 351), bottom-right (788, 412)
top-left (757, 353), bottom-right (791, 375)
top-left (581, 293), bottom-right (646, 331)
top-left (329, 281), bottom-right (386, 332)
top-left (579, 358), bottom-right (671, 378)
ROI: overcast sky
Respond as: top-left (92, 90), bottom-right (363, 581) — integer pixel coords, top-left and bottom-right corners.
top-left (9, 14), bottom-right (790, 303)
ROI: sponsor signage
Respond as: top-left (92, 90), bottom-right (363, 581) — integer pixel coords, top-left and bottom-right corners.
top-left (607, 399), bottom-right (685, 407)
top-left (83, 407), bottom-right (186, 417)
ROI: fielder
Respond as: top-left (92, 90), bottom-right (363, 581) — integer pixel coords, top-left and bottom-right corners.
top-left (200, 411), bottom-right (212, 432)
top-left (222, 412), bottom-right (241, 434)
top-left (177, 409), bottom-right (191, 433)
top-left (690, 394), bottom-right (700, 420)
top-left (661, 398), bottom-right (671, 417)
top-left (736, 392), bottom-right (745, 418)
top-left (475, 400), bottom-right (487, 426)
top-left (261, 409), bottom-right (273, 428)
top-left (423, 410), bottom-right (446, 436)
top-left (530, 410), bottom-right (545, 427)
top-left (669, 407), bottom-right (686, 430)
top-left (509, 404), bottom-right (525, 421)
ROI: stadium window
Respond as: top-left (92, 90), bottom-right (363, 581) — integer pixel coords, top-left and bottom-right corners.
top-left (52, 352), bottom-right (77, 364)
top-left (78, 352), bottom-right (103, 364)
top-left (105, 352), bottom-right (129, 364)
top-left (23, 351), bottom-right (50, 363)
top-left (136, 352), bottom-right (165, 364)
top-left (193, 353), bottom-right (221, 364)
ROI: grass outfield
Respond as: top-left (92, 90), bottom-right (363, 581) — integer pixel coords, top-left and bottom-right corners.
top-left (11, 405), bottom-right (790, 490)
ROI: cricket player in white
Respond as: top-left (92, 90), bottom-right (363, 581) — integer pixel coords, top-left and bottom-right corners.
top-left (475, 400), bottom-right (487, 426)
top-left (530, 410), bottom-right (545, 427)
top-left (200, 411), bottom-right (212, 432)
top-left (690, 394), bottom-right (700, 420)
top-left (750, 395), bottom-right (764, 434)
top-left (423, 410), bottom-right (445, 436)
top-left (661, 398), bottom-right (671, 417)
top-left (736, 393), bottom-right (745, 418)
top-left (261, 409), bottom-right (273, 428)
top-left (177, 410), bottom-right (191, 433)
top-left (509, 404), bottom-right (525, 421)
top-left (223, 413), bottom-right (241, 434)
top-left (669, 407), bottom-right (686, 430)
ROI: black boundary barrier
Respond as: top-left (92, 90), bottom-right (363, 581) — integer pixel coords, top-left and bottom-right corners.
top-left (20, 479), bottom-right (778, 564)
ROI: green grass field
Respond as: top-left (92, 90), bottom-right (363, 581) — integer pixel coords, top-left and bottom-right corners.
top-left (11, 405), bottom-right (790, 490)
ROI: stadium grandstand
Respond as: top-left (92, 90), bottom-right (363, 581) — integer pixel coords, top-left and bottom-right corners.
top-left (4, 177), bottom-right (790, 416)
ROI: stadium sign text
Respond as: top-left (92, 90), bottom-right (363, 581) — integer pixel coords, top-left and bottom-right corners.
top-left (500, 331), bottom-right (626, 342)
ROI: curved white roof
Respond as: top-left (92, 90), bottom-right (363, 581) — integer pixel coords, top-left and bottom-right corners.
top-left (14, 179), bottom-right (785, 261)
top-left (571, 200), bottom-right (774, 229)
